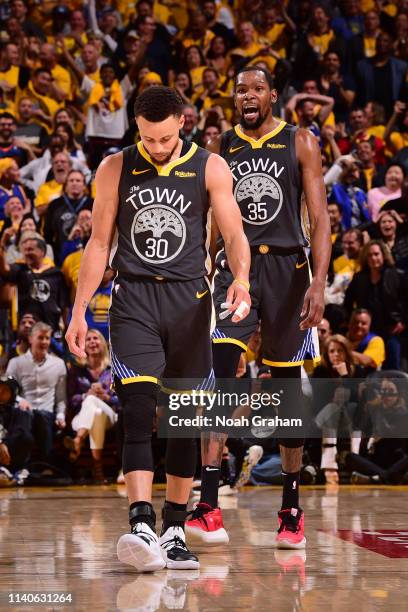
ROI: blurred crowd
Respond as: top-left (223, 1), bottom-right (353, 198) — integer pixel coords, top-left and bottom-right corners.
top-left (0, 0), bottom-right (407, 488)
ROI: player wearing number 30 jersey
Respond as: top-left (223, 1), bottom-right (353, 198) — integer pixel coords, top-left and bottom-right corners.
top-left (65, 86), bottom-right (251, 573)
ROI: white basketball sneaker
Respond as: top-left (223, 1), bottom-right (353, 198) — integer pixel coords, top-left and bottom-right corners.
top-left (117, 522), bottom-right (166, 572)
top-left (160, 526), bottom-right (200, 569)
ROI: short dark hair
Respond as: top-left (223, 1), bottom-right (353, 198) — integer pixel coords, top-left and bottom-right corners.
top-left (295, 97), bottom-right (314, 112)
top-left (33, 67), bottom-right (52, 79)
top-left (350, 107), bottom-right (366, 115)
top-left (203, 67), bottom-right (218, 79)
top-left (22, 236), bottom-right (47, 255)
top-left (100, 61), bottom-right (116, 73)
top-left (328, 201), bottom-right (342, 213)
top-left (351, 308), bottom-right (372, 321)
top-left (234, 66), bottom-right (275, 90)
top-left (0, 112), bottom-right (16, 124)
top-left (134, 86), bottom-right (183, 122)
top-left (344, 228), bottom-right (364, 245)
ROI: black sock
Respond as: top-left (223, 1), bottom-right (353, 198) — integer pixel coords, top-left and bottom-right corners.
top-left (129, 501), bottom-right (156, 532)
top-left (281, 471), bottom-right (300, 510)
top-left (199, 465), bottom-right (221, 508)
top-left (220, 454), bottom-right (230, 481)
top-left (161, 500), bottom-right (187, 535)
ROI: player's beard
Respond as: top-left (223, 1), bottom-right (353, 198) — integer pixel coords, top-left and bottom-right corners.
top-left (144, 141), bottom-right (179, 166)
top-left (240, 107), bottom-right (268, 130)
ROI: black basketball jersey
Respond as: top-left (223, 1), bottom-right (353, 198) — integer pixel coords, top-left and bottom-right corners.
top-left (220, 122), bottom-right (307, 249)
top-left (111, 141), bottom-right (211, 280)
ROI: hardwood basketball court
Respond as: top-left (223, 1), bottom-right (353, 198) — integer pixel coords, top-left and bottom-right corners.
top-left (1, 485), bottom-right (407, 610)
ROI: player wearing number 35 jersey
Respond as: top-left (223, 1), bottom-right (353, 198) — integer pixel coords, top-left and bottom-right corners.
top-left (185, 67), bottom-right (331, 551)
top-left (65, 86), bottom-right (251, 573)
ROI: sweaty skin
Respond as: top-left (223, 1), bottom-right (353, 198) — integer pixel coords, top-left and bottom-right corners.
top-left (203, 69), bottom-right (331, 470)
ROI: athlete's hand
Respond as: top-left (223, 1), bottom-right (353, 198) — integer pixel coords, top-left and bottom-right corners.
top-left (300, 281), bottom-right (324, 330)
top-left (65, 316), bottom-right (88, 359)
top-left (220, 282), bottom-right (251, 323)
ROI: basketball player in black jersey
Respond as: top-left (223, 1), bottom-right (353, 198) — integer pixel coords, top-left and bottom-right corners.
top-left (186, 67), bottom-right (331, 549)
top-left (66, 87), bottom-right (251, 572)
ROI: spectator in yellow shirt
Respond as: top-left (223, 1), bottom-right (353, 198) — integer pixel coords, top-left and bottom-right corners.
top-left (64, 9), bottom-right (89, 55)
top-left (347, 308), bottom-right (385, 370)
top-left (0, 43), bottom-right (21, 96)
top-left (257, 2), bottom-right (296, 57)
top-left (384, 101), bottom-right (408, 156)
top-left (182, 10), bottom-right (215, 55)
top-left (184, 45), bottom-right (207, 91)
top-left (16, 68), bottom-right (64, 134)
top-left (39, 44), bottom-right (73, 103)
top-left (307, 5), bottom-right (335, 59)
top-left (61, 208), bottom-right (93, 301)
top-left (229, 21), bottom-right (278, 73)
top-left (35, 151), bottom-right (72, 217)
top-left (193, 67), bottom-right (232, 119)
top-left (333, 229), bottom-right (364, 277)
top-left (325, 228), bottom-right (364, 306)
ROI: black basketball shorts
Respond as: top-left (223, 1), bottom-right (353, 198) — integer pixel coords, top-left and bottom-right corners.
top-left (109, 275), bottom-right (214, 386)
top-left (212, 248), bottom-right (319, 367)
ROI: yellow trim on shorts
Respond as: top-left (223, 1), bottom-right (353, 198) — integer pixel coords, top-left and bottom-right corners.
top-left (212, 338), bottom-right (247, 351)
top-left (121, 375), bottom-right (160, 385)
top-left (262, 358), bottom-right (304, 367)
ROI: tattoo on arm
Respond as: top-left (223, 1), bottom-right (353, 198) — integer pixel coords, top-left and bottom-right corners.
top-left (81, 300), bottom-right (88, 310)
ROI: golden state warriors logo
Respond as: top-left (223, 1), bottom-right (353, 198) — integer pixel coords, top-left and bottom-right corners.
top-left (234, 172), bottom-right (283, 226)
top-left (131, 205), bottom-right (186, 264)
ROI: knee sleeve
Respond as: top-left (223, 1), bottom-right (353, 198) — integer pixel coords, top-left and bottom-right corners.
top-left (165, 437), bottom-right (197, 478)
top-left (115, 377), bottom-right (158, 474)
top-left (213, 342), bottom-right (243, 377)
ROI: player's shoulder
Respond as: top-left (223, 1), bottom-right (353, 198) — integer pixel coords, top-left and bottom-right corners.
top-left (294, 126), bottom-right (321, 158)
top-left (193, 142), bottom-right (212, 159)
top-left (281, 120), bottom-right (297, 133)
top-left (295, 126), bottom-right (318, 144)
top-left (96, 150), bottom-right (124, 178)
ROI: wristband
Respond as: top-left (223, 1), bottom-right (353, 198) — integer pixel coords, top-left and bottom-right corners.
top-left (233, 278), bottom-right (250, 292)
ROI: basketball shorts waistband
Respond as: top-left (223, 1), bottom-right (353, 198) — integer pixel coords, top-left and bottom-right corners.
top-left (249, 245), bottom-right (304, 255)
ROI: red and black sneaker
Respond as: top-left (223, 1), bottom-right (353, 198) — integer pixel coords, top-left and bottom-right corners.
top-left (185, 503), bottom-right (229, 545)
top-left (276, 508), bottom-right (306, 549)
